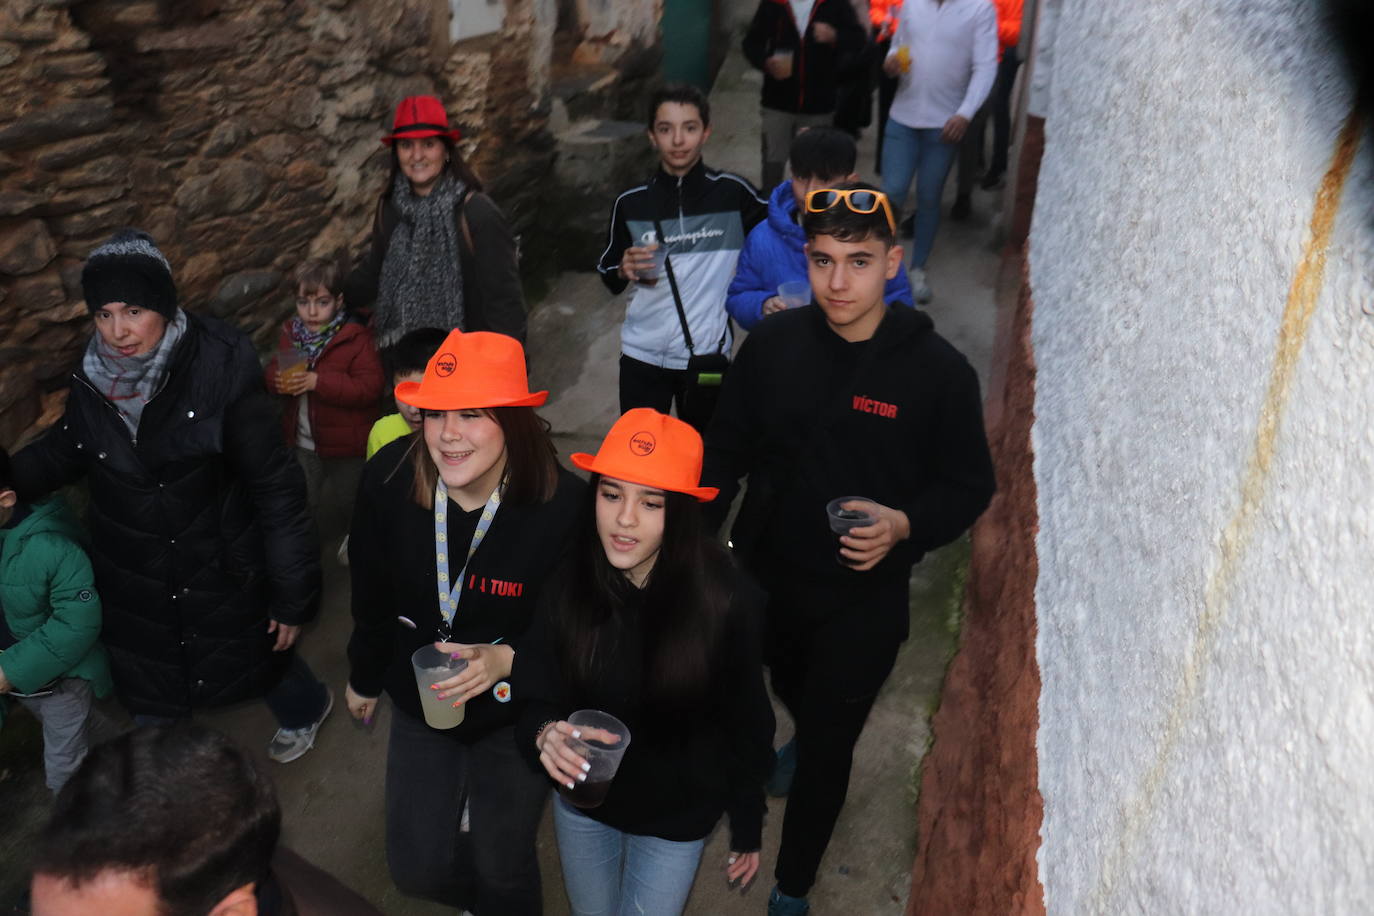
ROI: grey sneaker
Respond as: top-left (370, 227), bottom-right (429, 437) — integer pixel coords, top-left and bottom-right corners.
top-left (910, 267), bottom-right (933, 304)
top-left (268, 686), bottom-right (334, 763)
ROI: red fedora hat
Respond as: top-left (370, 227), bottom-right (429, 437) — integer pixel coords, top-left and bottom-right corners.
top-left (381, 95), bottom-right (462, 146)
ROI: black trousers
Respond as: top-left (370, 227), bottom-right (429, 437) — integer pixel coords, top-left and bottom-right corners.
top-left (385, 710), bottom-right (548, 914)
top-left (987, 48), bottom-right (1023, 179)
top-left (762, 575), bottom-right (906, 898)
top-left (618, 353), bottom-right (720, 434)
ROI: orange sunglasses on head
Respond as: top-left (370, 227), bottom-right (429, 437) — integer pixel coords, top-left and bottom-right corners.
top-left (804, 188), bottom-right (897, 234)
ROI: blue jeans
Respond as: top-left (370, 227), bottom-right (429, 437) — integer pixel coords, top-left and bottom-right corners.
top-left (553, 796), bottom-right (706, 916)
top-left (879, 119), bottom-right (959, 269)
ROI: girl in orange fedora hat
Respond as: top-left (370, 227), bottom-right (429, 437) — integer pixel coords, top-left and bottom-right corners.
top-left (519, 408), bottom-right (775, 915)
top-left (344, 329), bottom-right (585, 913)
top-left (343, 95), bottom-right (527, 349)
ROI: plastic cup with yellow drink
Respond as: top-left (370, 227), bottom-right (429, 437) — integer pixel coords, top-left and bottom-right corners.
top-left (896, 45), bottom-right (911, 74)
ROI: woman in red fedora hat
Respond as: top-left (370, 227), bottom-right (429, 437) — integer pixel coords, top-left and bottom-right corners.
top-left (518, 408), bottom-right (775, 915)
top-left (344, 329), bottom-right (584, 913)
top-left (343, 95), bottom-right (527, 349)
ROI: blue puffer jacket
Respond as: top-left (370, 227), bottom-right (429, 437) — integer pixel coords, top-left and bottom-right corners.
top-left (726, 180), bottom-right (914, 330)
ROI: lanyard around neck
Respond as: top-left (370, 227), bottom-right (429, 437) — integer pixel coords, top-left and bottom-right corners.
top-left (434, 479), bottom-right (502, 640)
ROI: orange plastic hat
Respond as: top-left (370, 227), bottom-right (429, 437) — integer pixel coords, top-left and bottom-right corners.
top-left (571, 408), bottom-right (719, 502)
top-left (394, 330), bottom-right (548, 411)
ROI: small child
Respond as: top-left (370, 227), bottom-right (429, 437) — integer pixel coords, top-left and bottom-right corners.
top-left (366, 326), bottom-right (449, 459)
top-left (266, 257), bottom-right (384, 526)
top-left (726, 126), bottom-right (914, 329)
top-left (0, 446), bottom-right (112, 794)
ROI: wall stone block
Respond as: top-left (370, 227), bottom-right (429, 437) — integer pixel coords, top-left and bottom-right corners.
top-left (34, 132), bottom-right (124, 170)
top-left (42, 182), bottom-right (127, 215)
top-left (7, 267), bottom-right (66, 314)
top-left (55, 154), bottom-right (128, 189)
top-left (0, 219), bottom-right (58, 275)
top-left (210, 269), bottom-right (281, 318)
top-left (173, 160), bottom-right (269, 217)
top-left (51, 200), bottom-right (135, 239)
top-left (0, 99), bottom-right (114, 151)
top-left (38, 51), bottom-right (105, 80)
top-left (0, 191), bottom-right (45, 217)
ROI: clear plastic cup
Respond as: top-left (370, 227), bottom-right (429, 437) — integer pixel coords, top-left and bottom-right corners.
top-left (558, 709), bottom-right (632, 809)
top-left (638, 231), bottom-right (668, 286)
top-left (826, 497), bottom-right (879, 565)
top-left (411, 645), bottom-right (468, 730)
top-left (777, 280), bottom-right (811, 310)
top-left (277, 349), bottom-right (308, 382)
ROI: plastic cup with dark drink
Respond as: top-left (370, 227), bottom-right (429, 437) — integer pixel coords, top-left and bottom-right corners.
top-left (826, 497), bottom-right (879, 565)
top-left (558, 709), bottom-right (632, 809)
top-left (411, 645), bottom-right (468, 730)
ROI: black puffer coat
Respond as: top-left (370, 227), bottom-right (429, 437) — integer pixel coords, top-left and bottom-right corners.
top-left (12, 312), bottom-right (320, 717)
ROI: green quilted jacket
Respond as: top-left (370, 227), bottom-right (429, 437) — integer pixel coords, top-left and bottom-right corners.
top-left (0, 497), bottom-right (111, 723)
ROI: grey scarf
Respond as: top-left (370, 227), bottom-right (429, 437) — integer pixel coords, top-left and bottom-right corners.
top-left (82, 308), bottom-right (188, 435)
top-left (375, 170), bottom-right (466, 348)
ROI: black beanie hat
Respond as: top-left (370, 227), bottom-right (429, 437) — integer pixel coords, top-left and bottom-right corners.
top-left (81, 228), bottom-right (178, 320)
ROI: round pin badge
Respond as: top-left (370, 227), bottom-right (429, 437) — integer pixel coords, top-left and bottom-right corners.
top-left (492, 681), bottom-right (512, 703)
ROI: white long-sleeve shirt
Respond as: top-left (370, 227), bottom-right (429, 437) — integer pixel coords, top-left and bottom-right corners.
top-left (885, 0), bottom-right (998, 128)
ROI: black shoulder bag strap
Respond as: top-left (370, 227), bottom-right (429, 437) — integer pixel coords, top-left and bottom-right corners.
top-left (652, 216), bottom-right (697, 356)
top-left (652, 217), bottom-right (732, 363)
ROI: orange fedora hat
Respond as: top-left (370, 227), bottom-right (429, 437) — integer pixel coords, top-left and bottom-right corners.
top-left (571, 408), bottom-right (719, 502)
top-left (395, 330), bottom-right (548, 411)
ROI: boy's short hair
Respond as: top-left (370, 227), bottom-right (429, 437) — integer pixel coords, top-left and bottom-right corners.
top-left (648, 83), bottom-right (710, 129)
top-left (0, 445), bottom-right (12, 492)
top-left (789, 127), bottom-right (857, 181)
top-left (32, 725), bottom-right (280, 915)
top-left (292, 254), bottom-right (347, 297)
top-left (391, 327), bottom-right (448, 379)
top-left (800, 180), bottom-right (896, 248)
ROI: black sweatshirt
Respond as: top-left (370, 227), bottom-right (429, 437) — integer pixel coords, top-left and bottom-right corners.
top-left (742, 0), bottom-right (867, 115)
top-left (347, 439), bottom-right (585, 741)
top-left (702, 305), bottom-right (995, 604)
top-left (516, 554), bottom-right (775, 851)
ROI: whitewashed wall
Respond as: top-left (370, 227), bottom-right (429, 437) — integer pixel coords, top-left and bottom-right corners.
top-left (1030, 0), bottom-right (1374, 912)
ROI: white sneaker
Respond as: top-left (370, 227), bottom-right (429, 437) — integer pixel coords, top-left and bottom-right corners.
top-left (911, 267), bottom-right (933, 304)
top-left (268, 687), bottom-right (334, 763)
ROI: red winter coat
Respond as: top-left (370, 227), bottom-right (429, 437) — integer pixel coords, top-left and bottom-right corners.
top-left (265, 320), bottom-right (384, 459)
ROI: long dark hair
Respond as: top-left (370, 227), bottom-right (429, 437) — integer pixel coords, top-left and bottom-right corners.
top-left (549, 474), bottom-right (735, 711)
top-left (384, 135), bottom-right (484, 196)
top-left (407, 406), bottom-right (557, 509)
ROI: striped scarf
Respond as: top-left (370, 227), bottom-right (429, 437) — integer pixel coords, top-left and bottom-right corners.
top-left (81, 308), bottom-right (188, 435)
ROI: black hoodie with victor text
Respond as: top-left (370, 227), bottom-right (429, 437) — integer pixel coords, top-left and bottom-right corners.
top-left (702, 304), bottom-right (995, 609)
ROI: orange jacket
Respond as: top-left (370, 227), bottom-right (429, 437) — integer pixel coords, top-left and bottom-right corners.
top-left (870, 0), bottom-right (902, 41)
top-left (993, 0), bottom-right (1023, 51)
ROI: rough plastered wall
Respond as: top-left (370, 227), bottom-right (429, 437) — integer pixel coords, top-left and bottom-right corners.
top-left (1031, 1), bottom-right (1372, 913)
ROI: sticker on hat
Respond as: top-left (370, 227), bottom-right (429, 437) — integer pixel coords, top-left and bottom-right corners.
top-left (394, 329), bottom-right (548, 411)
top-left (570, 408), bottom-right (719, 502)
top-left (629, 431), bottom-right (656, 456)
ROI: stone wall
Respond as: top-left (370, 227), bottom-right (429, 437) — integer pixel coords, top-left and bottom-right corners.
top-left (0, 0), bottom-right (661, 449)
